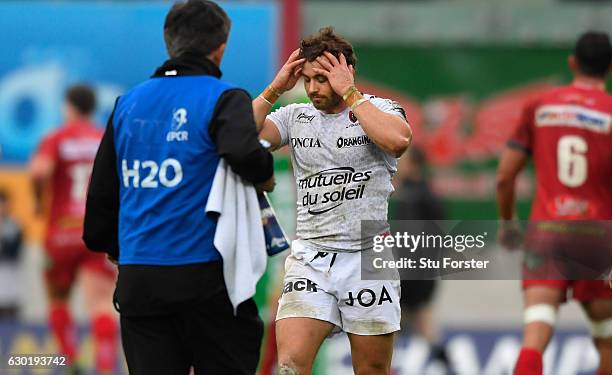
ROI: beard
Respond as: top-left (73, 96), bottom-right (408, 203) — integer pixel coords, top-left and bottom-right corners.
top-left (310, 92), bottom-right (343, 111)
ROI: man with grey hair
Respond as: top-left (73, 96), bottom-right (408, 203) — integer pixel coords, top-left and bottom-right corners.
top-left (84, 1), bottom-right (274, 374)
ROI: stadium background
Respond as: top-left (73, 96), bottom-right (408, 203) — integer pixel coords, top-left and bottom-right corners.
top-left (0, 0), bottom-right (610, 374)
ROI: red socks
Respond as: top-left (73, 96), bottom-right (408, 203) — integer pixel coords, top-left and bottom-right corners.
top-left (92, 313), bottom-right (117, 373)
top-left (50, 306), bottom-right (117, 372)
top-left (515, 348), bottom-right (543, 375)
top-left (49, 305), bottom-right (77, 365)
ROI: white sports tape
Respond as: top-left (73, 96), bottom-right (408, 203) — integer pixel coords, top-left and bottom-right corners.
top-left (589, 317), bottom-right (612, 338)
top-left (524, 304), bottom-right (557, 326)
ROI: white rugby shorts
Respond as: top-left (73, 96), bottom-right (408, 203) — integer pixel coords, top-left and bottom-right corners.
top-left (276, 239), bottom-right (401, 335)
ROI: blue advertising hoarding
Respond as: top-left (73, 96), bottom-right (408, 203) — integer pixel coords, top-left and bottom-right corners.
top-left (0, 1), bottom-right (278, 163)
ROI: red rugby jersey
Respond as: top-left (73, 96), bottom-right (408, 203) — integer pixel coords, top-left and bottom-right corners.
top-left (34, 121), bottom-right (103, 246)
top-left (509, 82), bottom-right (612, 220)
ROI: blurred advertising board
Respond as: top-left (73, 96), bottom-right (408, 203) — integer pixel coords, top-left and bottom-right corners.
top-left (352, 45), bottom-right (608, 219)
top-left (0, 1), bottom-right (278, 164)
top-left (318, 328), bottom-right (597, 375)
top-left (0, 323), bottom-right (596, 375)
top-left (0, 1), bottom-right (278, 238)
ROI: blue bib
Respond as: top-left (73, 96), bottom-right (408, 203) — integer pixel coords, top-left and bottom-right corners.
top-left (113, 76), bottom-right (233, 265)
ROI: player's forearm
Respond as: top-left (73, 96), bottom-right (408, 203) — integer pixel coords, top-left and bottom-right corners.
top-left (496, 148), bottom-right (529, 220)
top-left (31, 177), bottom-right (45, 216)
top-left (353, 103), bottom-right (412, 157)
top-left (29, 157), bottom-right (54, 216)
top-left (253, 86), bottom-right (283, 132)
top-left (252, 97), bottom-right (273, 132)
top-left (496, 176), bottom-right (516, 220)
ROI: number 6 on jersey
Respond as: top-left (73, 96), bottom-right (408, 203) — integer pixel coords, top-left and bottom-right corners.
top-left (557, 135), bottom-right (587, 187)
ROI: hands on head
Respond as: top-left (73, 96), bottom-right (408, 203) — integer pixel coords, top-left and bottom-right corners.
top-left (271, 49), bottom-right (356, 96)
top-left (312, 51), bottom-right (356, 96)
top-left (271, 49), bottom-right (306, 93)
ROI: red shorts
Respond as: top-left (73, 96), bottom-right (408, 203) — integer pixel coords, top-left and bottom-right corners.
top-left (521, 222), bottom-right (612, 301)
top-left (44, 241), bottom-right (116, 292)
top-left (522, 279), bottom-right (612, 302)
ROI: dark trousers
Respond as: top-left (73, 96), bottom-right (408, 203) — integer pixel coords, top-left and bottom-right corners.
top-left (116, 262), bottom-right (263, 375)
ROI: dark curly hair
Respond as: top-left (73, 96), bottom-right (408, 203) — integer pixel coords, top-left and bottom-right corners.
top-left (299, 26), bottom-right (357, 69)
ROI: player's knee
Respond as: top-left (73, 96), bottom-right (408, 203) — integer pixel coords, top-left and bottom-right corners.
top-left (277, 364), bottom-right (298, 375)
top-left (277, 355), bottom-right (310, 375)
top-left (47, 285), bottom-right (71, 301)
top-left (92, 313), bottom-right (116, 339)
top-left (524, 304), bottom-right (557, 327)
top-left (583, 299), bottom-right (612, 321)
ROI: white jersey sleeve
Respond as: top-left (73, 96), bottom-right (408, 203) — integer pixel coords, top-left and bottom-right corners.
top-left (365, 95), bottom-right (409, 168)
top-left (367, 96), bottom-right (408, 122)
top-left (266, 104), bottom-right (298, 147)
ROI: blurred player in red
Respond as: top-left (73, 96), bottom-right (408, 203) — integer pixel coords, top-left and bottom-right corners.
top-left (30, 85), bottom-right (118, 375)
top-left (497, 32), bottom-right (612, 375)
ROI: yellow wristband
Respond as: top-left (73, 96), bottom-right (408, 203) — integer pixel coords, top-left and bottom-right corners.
top-left (351, 98), bottom-right (368, 111)
top-left (345, 91), bottom-right (364, 108)
top-left (342, 86), bottom-right (358, 101)
top-left (267, 85), bottom-right (282, 98)
top-left (261, 86), bottom-right (281, 105)
top-left (259, 95), bottom-right (273, 106)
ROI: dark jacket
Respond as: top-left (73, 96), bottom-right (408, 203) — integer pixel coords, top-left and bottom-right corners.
top-left (83, 55), bottom-right (273, 315)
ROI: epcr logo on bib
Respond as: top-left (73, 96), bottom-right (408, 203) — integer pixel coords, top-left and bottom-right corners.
top-left (172, 108), bottom-right (188, 131)
top-left (167, 108), bottom-right (189, 142)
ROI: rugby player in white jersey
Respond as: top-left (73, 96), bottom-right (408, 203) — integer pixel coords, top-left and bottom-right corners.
top-left (252, 27), bottom-right (412, 375)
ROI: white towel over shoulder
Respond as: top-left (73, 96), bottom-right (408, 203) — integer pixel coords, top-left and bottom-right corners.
top-left (205, 159), bottom-right (267, 312)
